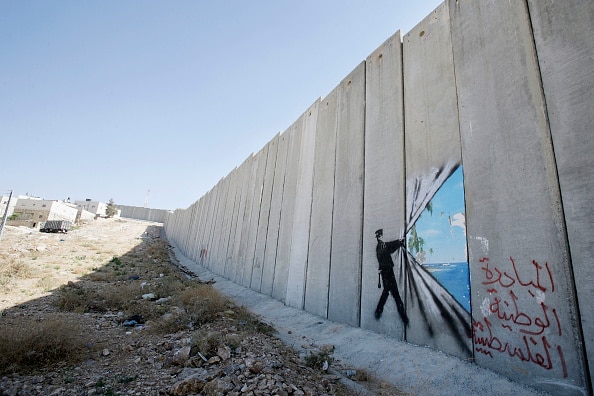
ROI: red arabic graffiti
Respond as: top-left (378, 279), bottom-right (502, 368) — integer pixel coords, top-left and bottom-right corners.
top-left (473, 257), bottom-right (567, 378)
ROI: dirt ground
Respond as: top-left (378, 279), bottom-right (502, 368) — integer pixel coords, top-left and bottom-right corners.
top-left (0, 218), bottom-right (153, 311)
top-left (0, 218), bottom-right (398, 395)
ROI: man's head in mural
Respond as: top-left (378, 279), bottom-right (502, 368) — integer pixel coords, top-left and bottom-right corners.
top-left (375, 229), bottom-right (383, 239)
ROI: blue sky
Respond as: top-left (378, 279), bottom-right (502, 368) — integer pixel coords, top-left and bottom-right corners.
top-left (0, 1), bottom-right (443, 210)
top-left (408, 167), bottom-right (467, 264)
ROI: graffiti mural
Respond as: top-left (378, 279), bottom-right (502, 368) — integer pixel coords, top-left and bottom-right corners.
top-left (406, 166), bottom-right (470, 312)
top-left (399, 162), bottom-right (472, 358)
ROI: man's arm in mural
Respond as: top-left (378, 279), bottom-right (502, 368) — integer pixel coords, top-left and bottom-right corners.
top-left (385, 238), bottom-right (405, 254)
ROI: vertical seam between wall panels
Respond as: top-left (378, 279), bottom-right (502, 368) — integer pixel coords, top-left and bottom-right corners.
top-left (302, 112), bottom-right (316, 310)
top-left (224, 171), bottom-right (241, 277)
top-left (524, 1), bottom-right (592, 389)
top-left (327, 91), bottom-right (340, 320)
top-left (358, 61), bottom-right (366, 328)
top-left (447, 0), bottom-right (475, 363)
top-left (271, 135), bottom-right (290, 298)
top-left (400, 36), bottom-right (408, 342)
top-left (249, 149), bottom-right (268, 289)
top-left (206, 184), bottom-right (220, 269)
top-left (260, 139), bottom-right (279, 293)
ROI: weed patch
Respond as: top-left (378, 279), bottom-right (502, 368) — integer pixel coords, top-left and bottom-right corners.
top-left (0, 314), bottom-right (89, 374)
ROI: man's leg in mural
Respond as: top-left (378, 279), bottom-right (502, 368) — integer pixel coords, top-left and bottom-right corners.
top-left (375, 287), bottom-right (390, 319)
top-left (390, 284), bottom-right (409, 325)
top-left (383, 270), bottom-right (409, 325)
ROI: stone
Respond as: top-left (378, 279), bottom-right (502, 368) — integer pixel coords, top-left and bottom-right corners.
top-left (172, 346), bottom-right (191, 366)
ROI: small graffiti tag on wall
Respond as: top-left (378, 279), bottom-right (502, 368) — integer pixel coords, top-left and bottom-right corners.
top-left (473, 257), bottom-right (568, 377)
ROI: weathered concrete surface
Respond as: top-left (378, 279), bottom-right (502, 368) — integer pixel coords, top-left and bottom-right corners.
top-left (220, 166), bottom-right (240, 277)
top-left (305, 84), bottom-right (339, 319)
top-left (226, 156), bottom-right (251, 280)
top-left (212, 172), bottom-right (233, 275)
top-left (449, 1), bottom-right (588, 394)
top-left (528, 1), bottom-right (594, 391)
top-left (118, 205), bottom-right (170, 223)
top-left (261, 131), bottom-right (290, 296)
top-left (285, 100), bottom-right (319, 309)
top-left (251, 136), bottom-right (279, 291)
top-left (234, 154), bottom-right (256, 284)
top-left (327, 62), bottom-right (365, 327)
top-left (402, 1), bottom-right (471, 360)
top-left (272, 113), bottom-right (302, 302)
top-left (362, 31), bottom-right (406, 339)
top-left (243, 143), bottom-right (270, 288)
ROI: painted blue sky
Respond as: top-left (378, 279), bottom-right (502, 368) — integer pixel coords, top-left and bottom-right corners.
top-left (409, 167), bottom-right (467, 264)
top-left (0, 1), bottom-right (443, 210)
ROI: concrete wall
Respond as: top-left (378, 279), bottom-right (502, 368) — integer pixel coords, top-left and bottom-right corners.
top-left (163, 1), bottom-right (593, 394)
top-left (118, 204), bottom-right (170, 223)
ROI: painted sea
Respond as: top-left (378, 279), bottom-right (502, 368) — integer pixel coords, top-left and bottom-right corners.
top-left (423, 261), bottom-right (470, 312)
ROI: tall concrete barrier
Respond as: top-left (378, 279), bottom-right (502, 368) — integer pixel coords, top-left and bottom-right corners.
top-left (163, 1), bottom-right (593, 393)
top-left (527, 0), bottom-right (594, 387)
top-left (361, 31), bottom-right (406, 339)
top-left (118, 205), bottom-right (170, 223)
top-left (450, 0), bottom-right (588, 393)
top-left (285, 101), bottom-right (319, 309)
top-left (403, 1), bottom-right (472, 360)
top-left (327, 62), bottom-right (365, 327)
top-left (251, 135), bottom-right (279, 291)
top-left (261, 131), bottom-right (290, 296)
top-left (304, 84), bottom-right (339, 319)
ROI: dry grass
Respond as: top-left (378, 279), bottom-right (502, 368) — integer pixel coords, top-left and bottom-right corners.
top-left (0, 256), bottom-right (33, 283)
top-left (0, 314), bottom-right (88, 374)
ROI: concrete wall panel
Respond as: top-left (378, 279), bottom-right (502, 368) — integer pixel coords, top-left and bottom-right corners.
top-left (236, 154), bottom-right (258, 284)
top-left (195, 198), bottom-right (207, 261)
top-left (185, 202), bottom-right (199, 260)
top-left (450, 1), bottom-right (588, 393)
top-left (528, 1), bottom-right (594, 390)
top-left (221, 169), bottom-right (240, 275)
top-left (206, 187), bottom-right (220, 267)
top-left (225, 161), bottom-right (248, 279)
top-left (241, 145), bottom-right (268, 287)
top-left (251, 136), bottom-right (279, 290)
top-left (361, 31), bottom-right (406, 338)
top-left (304, 87), bottom-right (339, 318)
top-left (327, 62), bottom-right (365, 326)
top-left (261, 131), bottom-right (290, 295)
top-left (285, 100), bottom-right (319, 309)
top-left (403, 2), bottom-right (472, 359)
top-left (230, 154), bottom-right (254, 283)
top-left (274, 103), bottom-right (320, 302)
top-left (209, 176), bottom-right (228, 271)
top-left (199, 189), bottom-right (216, 267)
top-left (272, 122), bottom-right (299, 301)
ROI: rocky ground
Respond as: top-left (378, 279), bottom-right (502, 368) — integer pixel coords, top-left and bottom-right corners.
top-left (0, 218), bottom-right (403, 395)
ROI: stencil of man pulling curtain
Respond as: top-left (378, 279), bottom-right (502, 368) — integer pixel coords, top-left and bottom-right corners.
top-left (374, 229), bottom-right (408, 325)
top-left (374, 162), bottom-right (473, 359)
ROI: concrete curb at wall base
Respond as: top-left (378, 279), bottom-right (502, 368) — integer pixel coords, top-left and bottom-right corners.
top-left (171, 244), bottom-right (548, 396)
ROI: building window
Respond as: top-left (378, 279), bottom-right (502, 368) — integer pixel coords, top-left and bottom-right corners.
top-left (42, 204), bottom-right (47, 207)
top-left (39, 215), bottom-right (43, 219)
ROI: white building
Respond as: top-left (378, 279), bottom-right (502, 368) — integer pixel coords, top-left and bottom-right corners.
top-left (12, 197), bottom-right (78, 227)
top-left (74, 199), bottom-right (107, 217)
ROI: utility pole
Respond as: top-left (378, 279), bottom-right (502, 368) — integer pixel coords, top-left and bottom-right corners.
top-left (0, 190), bottom-right (13, 240)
